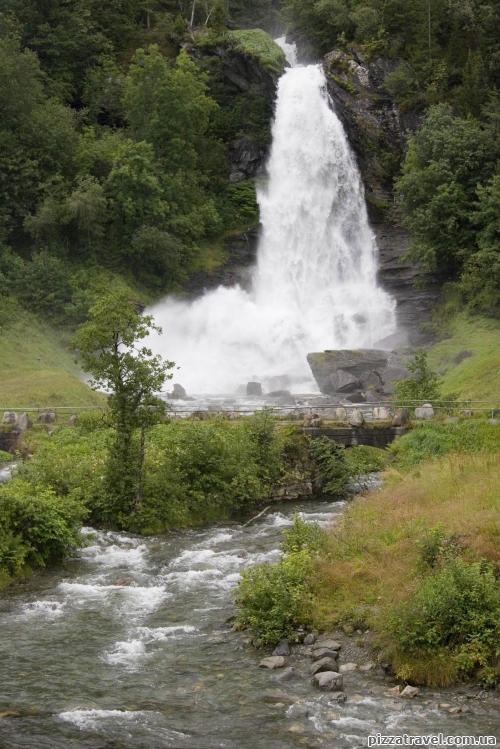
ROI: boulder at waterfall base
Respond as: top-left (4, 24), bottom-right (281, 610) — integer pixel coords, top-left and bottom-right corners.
top-left (247, 382), bottom-right (262, 396)
top-left (307, 350), bottom-right (389, 394)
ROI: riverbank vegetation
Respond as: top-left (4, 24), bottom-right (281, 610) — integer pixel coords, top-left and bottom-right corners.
top-left (236, 420), bottom-right (500, 688)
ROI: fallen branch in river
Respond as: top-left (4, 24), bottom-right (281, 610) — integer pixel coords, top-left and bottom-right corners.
top-left (241, 506), bottom-right (271, 528)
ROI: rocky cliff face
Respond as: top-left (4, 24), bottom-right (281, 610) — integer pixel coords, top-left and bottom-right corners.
top-left (189, 42), bottom-right (278, 182)
top-left (323, 50), bottom-right (419, 205)
top-left (323, 50), bottom-right (442, 340)
top-left (183, 228), bottom-right (259, 298)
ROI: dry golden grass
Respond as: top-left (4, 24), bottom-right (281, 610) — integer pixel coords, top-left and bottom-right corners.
top-left (311, 452), bottom-right (500, 632)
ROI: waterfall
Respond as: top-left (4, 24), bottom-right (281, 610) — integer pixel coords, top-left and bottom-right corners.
top-left (147, 49), bottom-right (396, 394)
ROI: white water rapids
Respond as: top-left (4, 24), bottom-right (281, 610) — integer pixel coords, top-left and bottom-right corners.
top-left (148, 44), bottom-right (396, 394)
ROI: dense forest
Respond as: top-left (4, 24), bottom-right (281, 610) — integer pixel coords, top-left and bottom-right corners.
top-left (1, 0), bottom-right (500, 328)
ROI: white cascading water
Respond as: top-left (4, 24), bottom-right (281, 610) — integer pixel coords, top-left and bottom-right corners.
top-left (147, 42), bottom-right (396, 393)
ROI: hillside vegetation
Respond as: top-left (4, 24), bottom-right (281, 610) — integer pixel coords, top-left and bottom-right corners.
top-left (428, 314), bottom-right (500, 402)
top-left (0, 310), bottom-right (103, 407)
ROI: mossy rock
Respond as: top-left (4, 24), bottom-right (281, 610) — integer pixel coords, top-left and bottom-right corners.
top-left (230, 29), bottom-right (286, 74)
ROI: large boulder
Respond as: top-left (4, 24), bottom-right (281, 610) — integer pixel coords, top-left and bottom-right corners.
top-left (246, 382), bottom-right (262, 396)
top-left (170, 383), bottom-right (188, 400)
top-left (324, 370), bottom-right (360, 394)
top-left (359, 370), bottom-right (384, 391)
top-left (2, 412), bottom-right (17, 425)
top-left (307, 350), bottom-right (388, 395)
top-left (311, 671), bottom-right (343, 691)
top-left (373, 406), bottom-right (392, 420)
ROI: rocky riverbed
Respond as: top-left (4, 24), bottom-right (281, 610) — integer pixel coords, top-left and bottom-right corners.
top-left (1, 498), bottom-right (499, 748)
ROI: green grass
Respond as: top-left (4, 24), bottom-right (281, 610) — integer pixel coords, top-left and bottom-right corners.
top-left (0, 311), bottom-right (105, 408)
top-left (427, 314), bottom-right (500, 402)
top-left (310, 451), bottom-right (500, 686)
top-left (230, 30), bottom-right (286, 74)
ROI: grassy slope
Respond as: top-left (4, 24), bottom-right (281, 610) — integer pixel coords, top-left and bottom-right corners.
top-left (310, 452), bottom-right (500, 676)
top-left (0, 311), bottom-right (104, 407)
top-left (427, 314), bottom-right (500, 402)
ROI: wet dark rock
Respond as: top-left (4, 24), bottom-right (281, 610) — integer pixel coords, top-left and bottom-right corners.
top-left (268, 390), bottom-right (291, 398)
top-left (323, 51), bottom-right (416, 198)
top-left (272, 640), bottom-right (291, 657)
top-left (359, 370), bottom-right (383, 391)
top-left (183, 228), bottom-right (259, 298)
top-left (303, 633), bottom-right (317, 646)
top-left (346, 392), bottom-right (367, 404)
top-left (310, 657), bottom-right (339, 676)
top-left (229, 138), bottom-right (268, 183)
top-left (325, 370), bottom-right (360, 394)
top-left (171, 384), bottom-right (188, 400)
top-left (247, 382), bottom-right (262, 396)
top-left (375, 226), bottom-right (445, 343)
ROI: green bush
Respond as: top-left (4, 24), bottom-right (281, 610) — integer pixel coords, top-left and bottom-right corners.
top-left (389, 420), bottom-right (500, 469)
top-left (281, 514), bottom-right (324, 555)
top-left (0, 450), bottom-right (12, 463)
top-left (236, 550), bottom-right (314, 644)
top-left (310, 437), bottom-right (350, 496)
top-left (19, 413), bottom-right (284, 533)
top-left (0, 480), bottom-right (85, 578)
top-left (388, 558), bottom-right (500, 685)
top-left (344, 445), bottom-right (386, 477)
top-left (235, 515), bottom-right (323, 644)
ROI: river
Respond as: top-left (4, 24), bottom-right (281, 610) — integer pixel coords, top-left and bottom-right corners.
top-left (1, 496), bottom-right (499, 748)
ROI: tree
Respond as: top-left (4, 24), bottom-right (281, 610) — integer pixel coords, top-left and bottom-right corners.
top-left (13, 251), bottom-right (73, 320)
top-left (395, 104), bottom-right (493, 272)
top-left (72, 291), bottom-right (175, 523)
top-left (393, 349), bottom-right (442, 407)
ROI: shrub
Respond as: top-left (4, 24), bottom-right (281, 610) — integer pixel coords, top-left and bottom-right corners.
top-left (281, 514), bottom-right (324, 555)
top-left (310, 437), bottom-right (350, 496)
top-left (344, 445), bottom-right (386, 477)
top-left (387, 558), bottom-right (500, 686)
top-left (393, 349), bottom-right (442, 407)
top-left (235, 550), bottom-right (314, 645)
top-left (0, 480), bottom-right (85, 578)
top-left (235, 515), bottom-right (323, 644)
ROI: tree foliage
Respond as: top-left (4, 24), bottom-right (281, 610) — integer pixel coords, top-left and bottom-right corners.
top-left (73, 291), bottom-right (174, 522)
